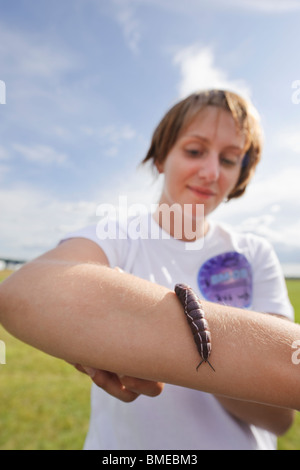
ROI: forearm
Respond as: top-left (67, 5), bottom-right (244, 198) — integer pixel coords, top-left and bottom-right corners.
top-left (1, 258), bottom-right (300, 410)
top-left (215, 396), bottom-right (294, 436)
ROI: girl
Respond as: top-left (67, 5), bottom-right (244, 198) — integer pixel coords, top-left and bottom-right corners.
top-left (0, 90), bottom-right (297, 450)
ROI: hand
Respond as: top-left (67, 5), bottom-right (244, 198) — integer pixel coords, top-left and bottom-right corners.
top-left (74, 364), bottom-right (165, 403)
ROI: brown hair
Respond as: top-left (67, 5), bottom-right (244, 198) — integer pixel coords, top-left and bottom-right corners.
top-left (142, 89), bottom-right (263, 200)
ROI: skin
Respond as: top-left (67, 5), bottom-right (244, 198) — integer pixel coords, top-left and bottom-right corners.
top-left (0, 107), bottom-right (296, 438)
top-left (153, 107), bottom-right (294, 433)
top-left (155, 106), bottom-right (246, 220)
top-left (89, 106), bottom-right (294, 434)
top-left (0, 244), bottom-right (298, 436)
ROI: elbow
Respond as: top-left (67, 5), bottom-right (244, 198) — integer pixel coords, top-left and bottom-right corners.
top-left (0, 270), bottom-right (27, 336)
top-left (0, 277), bottom-right (14, 332)
top-left (274, 409), bottom-right (295, 437)
top-left (0, 280), bottom-right (9, 327)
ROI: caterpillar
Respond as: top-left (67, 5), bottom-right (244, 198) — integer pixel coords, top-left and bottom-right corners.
top-left (175, 283), bottom-right (215, 372)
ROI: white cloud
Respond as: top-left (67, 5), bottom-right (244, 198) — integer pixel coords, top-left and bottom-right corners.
top-left (0, 187), bottom-right (98, 260)
top-left (211, 166), bottom-right (300, 266)
top-left (214, 166), bottom-right (300, 219)
top-left (173, 44), bottom-right (251, 99)
top-left (0, 165), bottom-right (159, 260)
top-left (97, 124), bottom-right (137, 142)
top-left (0, 146), bottom-right (9, 160)
top-left (84, 0), bottom-right (142, 53)
top-left (0, 162), bottom-right (299, 266)
top-left (0, 21), bottom-right (84, 123)
top-left (110, 0), bottom-right (142, 54)
top-left (0, 164), bottom-right (10, 182)
top-left (80, 123), bottom-right (137, 157)
top-left (0, 146), bottom-right (11, 181)
top-left (111, 0), bottom-right (300, 21)
top-left (13, 143), bottom-right (69, 167)
top-left (252, 167), bottom-right (300, 206)
top-left (228, 0), bottom-right (300, 12)
top-left (0, 22), bottom-right (77, 80)
top-left (85, 0), bottom-right (300, 58)
top-left (277, 129), bottom-right (300, 155)
top-left (113, 0), bottom-right (300, 13)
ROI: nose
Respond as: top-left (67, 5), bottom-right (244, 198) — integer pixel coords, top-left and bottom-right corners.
top-left (197, 153), bottom-right (220, 182)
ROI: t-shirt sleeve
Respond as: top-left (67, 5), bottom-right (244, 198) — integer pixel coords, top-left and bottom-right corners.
top-left (59, 217), bottom-right (131, 269)
top-left (250, 236), bottom-right (294, 321)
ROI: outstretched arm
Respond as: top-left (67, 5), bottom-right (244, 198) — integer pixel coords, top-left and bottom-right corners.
top-left (0, 239), bottom-right (300, 413)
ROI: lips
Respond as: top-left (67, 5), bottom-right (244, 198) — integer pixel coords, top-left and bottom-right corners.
top-left (187, 185), bottom-right (216, 198)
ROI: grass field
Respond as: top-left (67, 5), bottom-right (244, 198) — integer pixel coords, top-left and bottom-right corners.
top-left (0, 270), bottom-right (299, 450)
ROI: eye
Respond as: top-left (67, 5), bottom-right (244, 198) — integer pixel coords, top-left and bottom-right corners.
top-left (220, 158), bottom-right (236, 167)
top-left (187, 149), bottom-right (200, 157)
top-left (184, 147), bottom-right (205, 158)
top-left (220, 154), bottom-right (240, 167)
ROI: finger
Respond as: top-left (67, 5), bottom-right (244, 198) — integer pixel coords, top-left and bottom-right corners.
top-left (81, 365), bottom-right (97, 377)
top-left (74, 365), bottom-right (139, 402)
top-left (119, 376), bottom-right (165, 397)
top-left (90, 369), bottom-right (140, 403)
top-left (73, 364), bottom-right (96, 377)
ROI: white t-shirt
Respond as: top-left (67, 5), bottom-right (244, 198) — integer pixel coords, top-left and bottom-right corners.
top-left (61, 212), bottom-right (294, 450)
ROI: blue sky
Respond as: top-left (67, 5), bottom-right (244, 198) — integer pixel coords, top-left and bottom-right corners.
top-left (0, 0), bottom-right (300, 275)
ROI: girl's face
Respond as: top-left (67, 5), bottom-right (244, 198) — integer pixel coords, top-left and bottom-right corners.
top-left (157, 106), bottom-right (246, 218)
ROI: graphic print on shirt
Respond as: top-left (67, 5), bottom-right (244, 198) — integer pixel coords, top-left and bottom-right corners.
top-left (197, 251), bottom-right (252, 308)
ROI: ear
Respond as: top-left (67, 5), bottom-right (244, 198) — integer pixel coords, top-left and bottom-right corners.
top-left (155, 160), bottom-right (164, 174)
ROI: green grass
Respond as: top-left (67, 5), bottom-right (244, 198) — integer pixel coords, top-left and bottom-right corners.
top-left (0, 271), bottom-right (299, 449)
top-left (0, 270), bottom-right (13, 282)
top-left (0, 332), bottom-right (91, 450)
top-left (0, 270), bottom-right (91, 450)
top-left (277, 279), bottom-right (300, 450)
